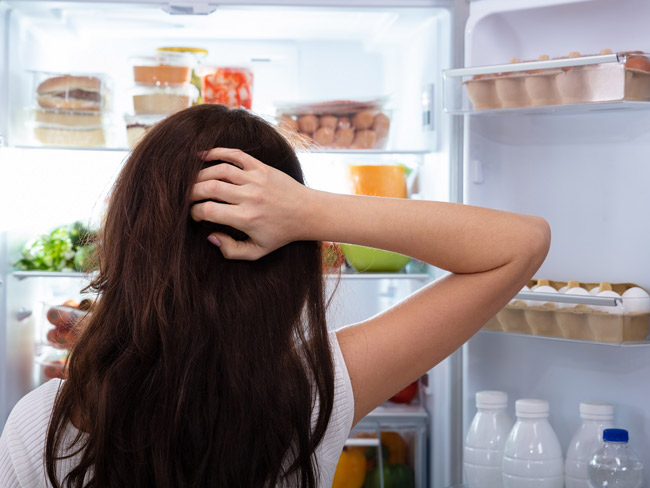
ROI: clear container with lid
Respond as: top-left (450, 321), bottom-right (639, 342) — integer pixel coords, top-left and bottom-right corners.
top-left (156, 47), bottom-right (208, 102)
top-left (198, 65), bottom-right (254, 109)
top-left (131, 83), bottom-right (198, 115)
top-left (274, 98), bottom-right (391, 150)
top-left (131, 52), bottom-right (197, 85)
top-left (30, 70), bottom-right (112, 113)
top-left (124, 113), bottom-right (167, 148)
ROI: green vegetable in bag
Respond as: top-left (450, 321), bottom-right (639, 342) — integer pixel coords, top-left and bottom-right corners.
top-left (363, 464), bottom-right (415, 488)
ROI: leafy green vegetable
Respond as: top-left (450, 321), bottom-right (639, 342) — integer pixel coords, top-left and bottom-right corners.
top-left (14, 221), bottom-right (98, 272)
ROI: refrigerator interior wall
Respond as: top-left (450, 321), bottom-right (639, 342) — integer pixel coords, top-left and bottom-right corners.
top-left (463, 0), bottom-right (650, 483)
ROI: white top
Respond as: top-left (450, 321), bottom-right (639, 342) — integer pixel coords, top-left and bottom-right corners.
top-left (0, 331), bottom-right (354, 487)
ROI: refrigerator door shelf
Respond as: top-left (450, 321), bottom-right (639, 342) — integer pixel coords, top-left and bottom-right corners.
top-left (443, 52), bottom-right (650, 115)
top-left (478, 329), bottom-right (650, 347)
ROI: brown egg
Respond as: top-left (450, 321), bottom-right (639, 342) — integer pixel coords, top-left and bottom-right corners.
top-left (337, 116), bottom-right (352, 130)
top-left (320, 115), bottom-right (338, 130)
top-left (297, 114), bottom-right (319, 134)
top-left (278, 115), bottom-right (298, 132)
top-left (626, 56), bottom-right (650, 72)
top-left (371, 113), bottom-right (390, 141)
top-left (352, 110), bottom-right (375, 130)
top-left (351, 129), bottom-right (376, 149)
top-left (313, 126), bottom-right (335, 146)
top-left (333, 128), bottom-right (354, 147)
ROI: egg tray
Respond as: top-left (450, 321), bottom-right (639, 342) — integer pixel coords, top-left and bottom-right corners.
top-left (464, 65), bottom-right (650, 110)
top-left (275, 100), bottom-right (391, 150)
top-left (483, 280), bottom-right (650, 344)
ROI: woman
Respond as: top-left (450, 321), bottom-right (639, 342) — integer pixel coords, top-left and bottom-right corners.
top-left (0, 104), bottom-right (550, 487)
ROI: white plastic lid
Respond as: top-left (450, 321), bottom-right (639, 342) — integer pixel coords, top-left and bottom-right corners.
top-left (476, 390), bottom-right (508, 409)
top-left (515, 398), bottom-right (549, 418)
top-left (580, 402), bottom-right (614, 420)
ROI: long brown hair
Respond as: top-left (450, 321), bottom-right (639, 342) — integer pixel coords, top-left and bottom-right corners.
top-left (45, 104), bottom-right (335, 487)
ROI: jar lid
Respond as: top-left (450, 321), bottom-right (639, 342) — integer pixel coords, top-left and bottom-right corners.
top-left (157, 46), bottom-right (208, 56)
top-left (580, 402), bottom-right (614, 419)
top-left (603, 428), bottom-right (628, 443)
top-left (476, 390), bottom-right (508, 409)
top-left (515, 398), bottom-right (549, 417)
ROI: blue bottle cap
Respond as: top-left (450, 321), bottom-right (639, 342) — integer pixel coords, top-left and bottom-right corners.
top-left (603, 428), bottom-right (629, 443)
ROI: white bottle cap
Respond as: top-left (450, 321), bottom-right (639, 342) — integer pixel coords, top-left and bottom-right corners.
top-left (580, 402), bottom-right (614, 420)
top-left (515, 398), bottom-right (549, 418)
top-left (476, 390), bottom-right (508, 409)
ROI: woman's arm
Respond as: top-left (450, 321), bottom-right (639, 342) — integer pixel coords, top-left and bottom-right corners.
top-left (191, 148), bottom-right (550, 425)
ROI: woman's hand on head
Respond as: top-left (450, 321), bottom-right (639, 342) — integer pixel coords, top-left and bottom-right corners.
top-left (190, 148), bottom-right (312, 260)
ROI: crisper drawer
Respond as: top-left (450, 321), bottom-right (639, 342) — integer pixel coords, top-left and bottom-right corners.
top-left (443, 51), bottom-right (650, 114)
top-left (335, 412), bottom-right (428, 488)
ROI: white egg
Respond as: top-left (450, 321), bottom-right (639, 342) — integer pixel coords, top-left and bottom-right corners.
top-left (621, 287), bottom-right (650, 314)
top-left (528, 284), bottom-right (558, 308)
top-left (594, 290), bottom-right (625, 314)
top-left (509, 285), bottom-right (530, 305)
top-left (588, 287), bottom-right (600, 296)
top-left (559, 286), bottom-right (590, 309)
top-left (558, 286), bottom-right (568, 294)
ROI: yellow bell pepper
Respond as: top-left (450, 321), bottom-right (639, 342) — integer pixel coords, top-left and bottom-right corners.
top-left (381, 432), bottom-right (408, 465)
top-left (332, 449), bottom-right (367, 488)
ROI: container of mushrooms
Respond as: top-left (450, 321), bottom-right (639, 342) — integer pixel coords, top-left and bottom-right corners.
top-left (275, 99), bottom-right (391, 150)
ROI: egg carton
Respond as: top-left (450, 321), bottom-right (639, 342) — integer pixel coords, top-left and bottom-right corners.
top-left (483, 280), bottom-right (650, 344)
top-left (459, 52), bottom-right (650, 111)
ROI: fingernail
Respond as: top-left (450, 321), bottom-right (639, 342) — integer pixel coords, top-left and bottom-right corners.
top-left (198, 151), bottom-right (209, 159)
top-left (207, 235), bottom-right (222, 247)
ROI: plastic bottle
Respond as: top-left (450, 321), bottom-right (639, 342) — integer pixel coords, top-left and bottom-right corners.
top-left (588, 428), bottom-right (644, 488)
top-left (565, 403), bottom-right (614, 488)
top-left (464, 391), bottom-right (514, 488)
top-left (502, 399), bottom-right (564, 488)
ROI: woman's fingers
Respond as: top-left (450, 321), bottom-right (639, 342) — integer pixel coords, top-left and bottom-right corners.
top-left (190, 201), bottom-right (243, 228)
top-left (196, 161), bottom-right (247, 185)
top-left (190, 179), bottom-right (243, 204)
top-left (199, 148), bottom-right (262, 172)
top-left (207, 232), bottom-right (267, 261)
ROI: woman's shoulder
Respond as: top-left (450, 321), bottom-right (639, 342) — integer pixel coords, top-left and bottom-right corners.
top-left (0, 379), bottom-right (64, 487)
top-left (6, 379), bottom-right (63, 429)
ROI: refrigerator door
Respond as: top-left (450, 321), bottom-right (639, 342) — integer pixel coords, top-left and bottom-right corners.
top-left (455, 0), bottom-right (650, 486)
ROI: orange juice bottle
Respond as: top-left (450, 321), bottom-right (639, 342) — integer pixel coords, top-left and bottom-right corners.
top-left (347, 165), bottom-right (407, 198)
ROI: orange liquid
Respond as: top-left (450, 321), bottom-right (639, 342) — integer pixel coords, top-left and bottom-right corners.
top-left (348, 165), bottom-right (407, 198)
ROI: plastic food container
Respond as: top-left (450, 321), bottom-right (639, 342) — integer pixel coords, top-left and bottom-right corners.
top-left (42, 303), bottom-right (87, 348)
top-left (483, 280), bottom-right (650, 344)
top-left (131, 52), bottom-right (196, 86)
top-left (348, 165), bottom-right (407, 198)
top-left (32, 126), bottom-right (106, 147)
top-left (131, 83), bottom-right (198, 115)
top-left (156, 47), bottom-right (208, 103)
top-left (124, 114), bottom-right (166, 148)
top-left (198, 66), bottom-right (253, 109)
top-left (30, 70), bottom-right (112, 112)
top-left (275, 99), bottom-right (391, 150)
top-left (36, 347), bottom-right (69, 383)
top-left (444, 52), bottom-right (650, 113)
top-left (340, 244), bottom-right (410, 273)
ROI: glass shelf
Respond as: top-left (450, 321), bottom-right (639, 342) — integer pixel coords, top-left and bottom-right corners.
top-left (13, 269), bottom-right (429, 281)
top-left (12, 271), bottom-right (90, 280)
top-left (478, 329), bottom-right (650, 347)
top-left (7, 144), bottom-right (429, 156)
top-left (365, 403), bottom-right (428, 421)
top-left (450, 100), bottom-right (650, 116)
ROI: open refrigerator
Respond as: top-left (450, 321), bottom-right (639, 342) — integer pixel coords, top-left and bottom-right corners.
top-left (1, 1), bottom-right (650, 487)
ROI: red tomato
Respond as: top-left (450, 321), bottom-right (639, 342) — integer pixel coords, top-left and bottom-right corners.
top-left (389, 381), bottom-right (419, 404)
